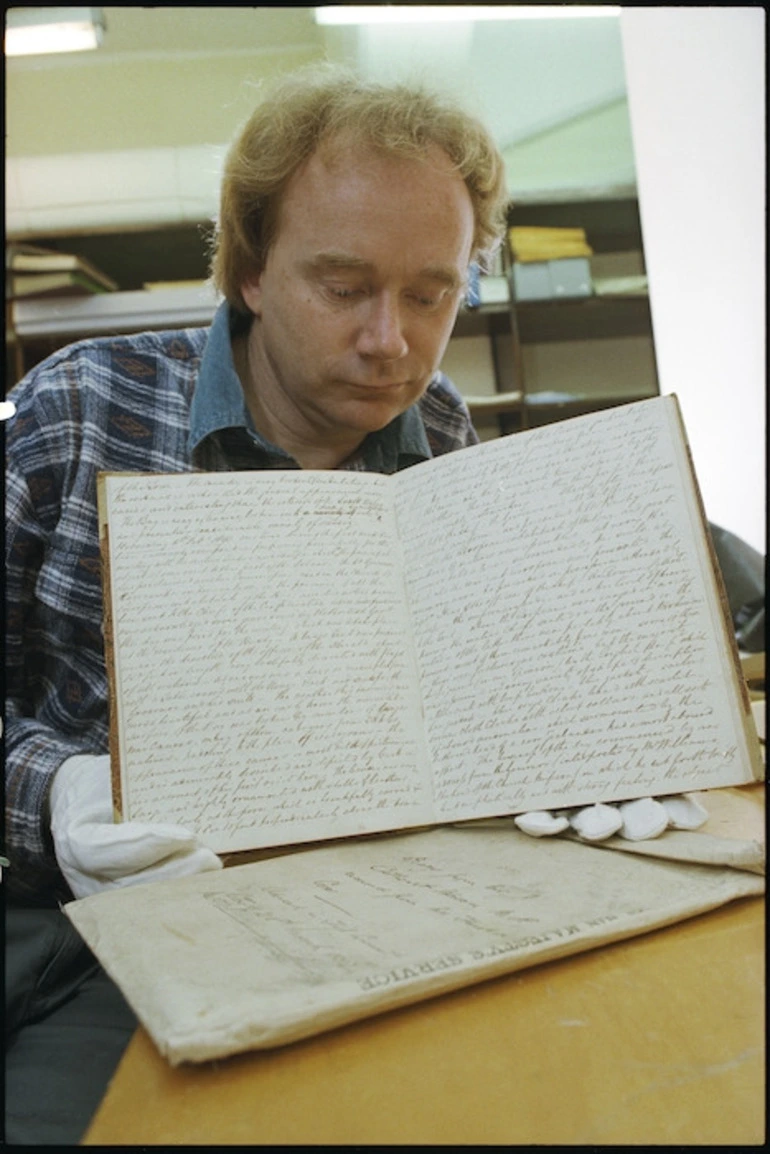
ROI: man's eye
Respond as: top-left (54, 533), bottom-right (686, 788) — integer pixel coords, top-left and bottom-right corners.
top-left (409, 292), bottom-right (444, 312)
top-left (327, 284), bottom-right (365, 300)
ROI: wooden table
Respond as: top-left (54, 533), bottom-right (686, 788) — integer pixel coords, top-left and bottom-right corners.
top-left (85, 788), bottom-right (765, 1146)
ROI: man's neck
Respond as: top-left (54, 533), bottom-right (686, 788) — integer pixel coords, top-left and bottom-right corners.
top-left (231, 328), bottom-right (365, 470)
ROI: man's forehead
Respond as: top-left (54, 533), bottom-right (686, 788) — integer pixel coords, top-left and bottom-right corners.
top-left (273, 135), bottom-right (474, 272)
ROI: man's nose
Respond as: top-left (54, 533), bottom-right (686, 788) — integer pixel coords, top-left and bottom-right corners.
top-left (356, 293), bottom-right (409, 360)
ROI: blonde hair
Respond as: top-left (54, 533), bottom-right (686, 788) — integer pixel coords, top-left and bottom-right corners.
top-left (210, 65), bottom-right (508, 312)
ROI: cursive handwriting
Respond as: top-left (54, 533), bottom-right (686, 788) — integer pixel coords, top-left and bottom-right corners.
top-left (394, 399), bottom-right (745, 815)
top-left (104, 470), bottom-right (433, 849)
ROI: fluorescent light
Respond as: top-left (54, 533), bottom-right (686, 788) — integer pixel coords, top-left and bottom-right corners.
top-left (6, 22), bottom-right (100, 55)
top-left (5, 7), bottom-right (105, 57)
top-left (315, 6), bottom-right (620, 26)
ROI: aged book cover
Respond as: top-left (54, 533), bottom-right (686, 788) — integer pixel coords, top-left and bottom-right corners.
top-left (96, 395), bottom-right (762, 855)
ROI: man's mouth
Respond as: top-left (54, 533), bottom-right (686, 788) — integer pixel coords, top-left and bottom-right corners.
top-left (348, 380), bottom-right (407, 393)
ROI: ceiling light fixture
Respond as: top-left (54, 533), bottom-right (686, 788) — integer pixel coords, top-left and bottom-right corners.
top-left (5, 6), bottom-right (105, 57)
top-left (315, 6), bottom-right (620, 26)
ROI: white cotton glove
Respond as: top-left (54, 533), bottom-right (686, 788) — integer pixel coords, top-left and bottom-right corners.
top-left (514, 794), bottom-right (708, 842)
top-left (50, 754), bottom-right (222, 899)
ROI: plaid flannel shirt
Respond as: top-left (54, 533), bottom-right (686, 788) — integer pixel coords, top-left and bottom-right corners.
top-left (4, 302), bottom-right (478, 903)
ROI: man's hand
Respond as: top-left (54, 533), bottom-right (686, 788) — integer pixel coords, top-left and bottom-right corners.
top-left (513, 794), bottom-right (708, 842)
top-left (50, 754), bottom-right (222, 899)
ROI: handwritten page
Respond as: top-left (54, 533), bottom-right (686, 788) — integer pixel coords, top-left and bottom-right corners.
top-left (65, 822), bottom-right (764, 1064)
top-left (102, 471), bottom-right (434, 852)
top-left (100, 396), bottom-right (760, 852)
top-left (393, 397), bottom-right (758, 817)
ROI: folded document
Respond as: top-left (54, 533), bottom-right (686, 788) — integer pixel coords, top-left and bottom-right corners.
top-left (66, 804), bottom-right (764, 1066)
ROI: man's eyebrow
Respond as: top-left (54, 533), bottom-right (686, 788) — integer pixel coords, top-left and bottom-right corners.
top-left (305, 252), bottom-right (372, 272)
top-left (305, 253), bottom-right (465, 291)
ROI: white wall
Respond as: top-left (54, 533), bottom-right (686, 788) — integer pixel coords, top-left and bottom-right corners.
top-left (331, 14), bottom-right (628, 151)
top-left (6, 145), bottom-right (225, 236)
top-left (8, 14), bottom-right (633, 235)
top-left (621, 7), bottom-right (765, 553)
top-left (503, 98), bottom-right (636, 198)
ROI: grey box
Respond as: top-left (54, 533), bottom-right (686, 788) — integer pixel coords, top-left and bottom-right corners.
top-left (511, 261), bottom-right (552, 302)
top-left (549, 257), bottom-right (591, 299)
top-left (511, 257), bottom-right (592, 302)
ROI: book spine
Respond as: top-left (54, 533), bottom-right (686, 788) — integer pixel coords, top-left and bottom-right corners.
top-left (99, 515), bottom-right (124, 820)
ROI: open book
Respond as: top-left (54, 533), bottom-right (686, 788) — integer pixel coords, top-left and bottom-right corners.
top-left (97, 395), bottom-right (762, 855)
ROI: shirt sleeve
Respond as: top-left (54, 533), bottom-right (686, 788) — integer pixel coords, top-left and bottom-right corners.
top-left (4, 359), bottom-right (108, 903)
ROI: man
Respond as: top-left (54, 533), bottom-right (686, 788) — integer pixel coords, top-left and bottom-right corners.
top-left (4, 66), bottom-right (507, 1142)
top-left (5, 67), bottom-right (508, 907)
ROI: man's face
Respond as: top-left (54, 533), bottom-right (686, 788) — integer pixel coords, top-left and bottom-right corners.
top-left (241, 140), bottom-right (475, 451)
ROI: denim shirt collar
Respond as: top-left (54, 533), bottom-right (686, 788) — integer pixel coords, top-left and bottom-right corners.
top-left (188, 302), bottom-right (433, 472)
top-left (188, 303), bottom-right (253, 452)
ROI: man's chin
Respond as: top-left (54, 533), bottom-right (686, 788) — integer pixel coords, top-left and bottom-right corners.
top-left (340, 390), bottom-right (423, 433)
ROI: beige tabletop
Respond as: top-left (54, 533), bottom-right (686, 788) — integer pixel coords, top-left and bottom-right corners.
top-left (85, 786), bottom-right (765, 1146)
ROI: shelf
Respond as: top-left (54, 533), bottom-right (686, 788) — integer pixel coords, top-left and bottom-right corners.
top-left (508, 197), bottom-right (644, 254)
top-left (463, 390), bottom-right (522, 415)
top-left (453, 302), bottom-right (510, 339)
top-left (500, 393), bottom-right (656, 434)
top-left (8, 224), bottom-right (213, 293)
top-left (11, 285), bottom-right (220, 340)
top-left (515, 295), bottom-right (652, 344)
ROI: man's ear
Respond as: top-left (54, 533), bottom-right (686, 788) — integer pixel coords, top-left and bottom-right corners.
top-left (240, 274), bottom-right (263, 317)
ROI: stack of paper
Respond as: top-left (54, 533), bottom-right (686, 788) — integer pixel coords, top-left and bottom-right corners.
top-left (6, 242), bottom-right (118, 299)
top-left (508, 226), bottom-right (593, 263)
